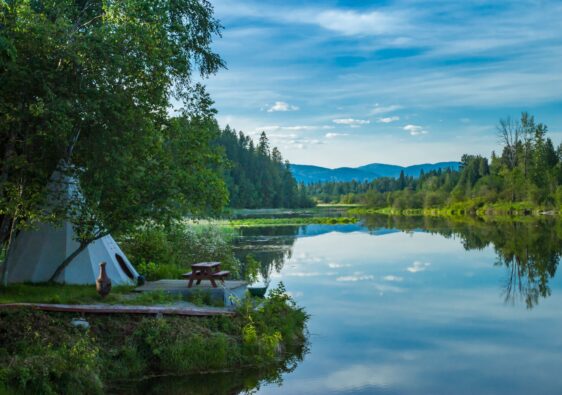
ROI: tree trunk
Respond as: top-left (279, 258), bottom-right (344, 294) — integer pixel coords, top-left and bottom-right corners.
top-left (48, 231), bottom-right (107, 283)
top-left (48, 241), bottom-right (89, 283)
top-left (1, 217), bottom-right (17, 287)
top-left (0, 130), bottom-right (17, 245)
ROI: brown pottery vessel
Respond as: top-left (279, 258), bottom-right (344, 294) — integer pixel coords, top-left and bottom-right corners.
top-left (96, 262), bottom-right (112, 298)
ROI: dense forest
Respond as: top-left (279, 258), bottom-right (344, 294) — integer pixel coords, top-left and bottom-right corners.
top-left (308, 113), bottom-right (562, 211)
top-left (0, 0), bottom-right (307, 282)
top-left (217, 128), bottom-right (313, 209)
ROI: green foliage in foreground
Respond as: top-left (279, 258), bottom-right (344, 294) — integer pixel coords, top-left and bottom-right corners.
top-left (0, 0), bottom-right (228, 284)
top-left (229, 216), bottom-right (358, 227)
top-left (0, 284), bottom-right (308, 394)
top-left (121, 223), bottom-right (241, 281)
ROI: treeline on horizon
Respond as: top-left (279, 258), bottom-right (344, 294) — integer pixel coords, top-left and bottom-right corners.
top-left (217, 127), bottom-right (313, 209)
top-left (307, 113), bottom-right (562, 211)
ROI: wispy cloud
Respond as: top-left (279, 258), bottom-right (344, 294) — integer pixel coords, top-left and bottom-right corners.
top-left (333, 118), bottom-right (370, 127)
top-left (328, 263), bottom-right (352, 268)
top-left (258, 125), bottom-right (312, 132)
top-left (370, 104), bottom-right (402, 115)
top-left (404, 124), bottom-right (428, 136)
top-left (312, 9), bottom-right (407, 36)
top-left (378, 116), bottom-right (400, 123)
top-left (267, 101), bottom-right (299, 112)
top-left (407, 261), bottom-right (431, 273)
top-left (207, 0), bottom-right (562, 167)
top-left (280, 137), bottom-right (324, 150)
top-left (383, 275), bottom-right (403, 282)
top-left (325, 132), bottom-right (349, 139)
top-left (336, 274), bottom-right (374, 282)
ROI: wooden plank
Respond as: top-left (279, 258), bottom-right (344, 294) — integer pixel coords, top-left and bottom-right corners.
top-left (0, 303), bottom-right (235, 316)
top-left (191, 262), bottom-right (220, 268)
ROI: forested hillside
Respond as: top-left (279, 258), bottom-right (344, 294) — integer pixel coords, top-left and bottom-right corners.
top-left (291, 162), bottom-right (460, 184)
top-left (308, 113), bottom-right (562, 211)
top-left (217, 127), bottom-right (313, 208)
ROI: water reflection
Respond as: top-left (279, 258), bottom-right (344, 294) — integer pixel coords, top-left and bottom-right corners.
top-left (112, 343), bottom-right (307, 395)
top-left (142, 215), bottom-right (562, 394)
top-left (362, 215), bottom-right (562, 309)
top-left (235, 226), bottom-right (299, 281)
top-left (237, 215), bottom-right (562, 309)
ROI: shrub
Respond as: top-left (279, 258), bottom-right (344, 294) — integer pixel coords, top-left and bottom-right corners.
top-left (122, 223), bottom-right (241, 280)
top-left (0, 334), bottom-right (102, 394)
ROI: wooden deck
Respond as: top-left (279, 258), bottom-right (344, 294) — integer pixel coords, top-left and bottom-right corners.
top-left (135, 279), bottom-right (247, 292)
top-left (0, 303), bottom-right (235, 316)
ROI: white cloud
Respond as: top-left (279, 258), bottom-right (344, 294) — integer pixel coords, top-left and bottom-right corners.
top-left (383, 275), bottom-right (403, 282)
top-left (378, 116), bottom-right (400, 123)
top-left (336, 274), bottom-right (374, 282)
top-left (407, 261), bottom-right (431, 273)
top-left (328, 263), bottom-right (352, 268)
top-left (281, 138), bottom-right (324, 150)
top-left (257, 125), bottom-right (325, 132)
top-left (403, 124), bottom-right (428, 136)
top-left (325, 132), bottom-right (349, 139)
top-left (371, 104), bottom-right (402, 115)
top-left (283, 271), bottom-right (323, 277)
top-left (332, 118), bottom-right (370, 127)
top-left (284, 125), bottom-right (314, 130)
top-left (313, 10), bottom-right (405, 36)
top-left (267, 101), bottom-right (299, 112)
top-left (324, 364), bottom-right (399, 391)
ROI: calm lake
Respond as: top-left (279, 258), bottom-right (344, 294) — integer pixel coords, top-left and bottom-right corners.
top-left (148, 214), bottom-right (562, 394)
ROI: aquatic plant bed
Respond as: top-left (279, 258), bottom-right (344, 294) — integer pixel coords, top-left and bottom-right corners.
top-left (0, 302), bottom-right (234, 316)
top-left (229, 216), bottom-right (358, 227)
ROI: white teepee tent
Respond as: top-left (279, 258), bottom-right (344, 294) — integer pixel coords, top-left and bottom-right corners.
top-left (4, 165), bottom-right (139, 285)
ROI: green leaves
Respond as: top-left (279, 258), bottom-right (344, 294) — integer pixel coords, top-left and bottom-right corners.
top-left (1, 0), bottom-right (227, 250)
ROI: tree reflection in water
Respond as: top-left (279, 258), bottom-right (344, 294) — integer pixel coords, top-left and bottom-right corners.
top-left (362, 214), bottom-right (562, 309)
top-left (113, 342), bottom-right (308, 395)
top-left (235, 215), bottom-right (562, 309)
top-left (234, 226), bottom-right (299, 282)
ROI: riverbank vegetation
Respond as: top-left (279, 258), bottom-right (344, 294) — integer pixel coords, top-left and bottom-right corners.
top-left (308, 113), bottom-right (562, 216)
top-left (120, 223), bottom-right (241, 281)
top-left (0, 284), bottom-right (308, 394)
top-left (229, 216), bottom-right (358, 227)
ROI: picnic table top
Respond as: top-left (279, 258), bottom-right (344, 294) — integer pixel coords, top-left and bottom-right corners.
top-left (192, 262), bottom-right (221, 268)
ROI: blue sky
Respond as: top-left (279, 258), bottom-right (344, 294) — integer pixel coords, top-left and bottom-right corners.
top-left (204, 0), bottom-right (562, 168)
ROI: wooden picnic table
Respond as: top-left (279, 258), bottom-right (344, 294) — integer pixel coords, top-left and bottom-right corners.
top-left (182, 262), bottom-right (230, 288)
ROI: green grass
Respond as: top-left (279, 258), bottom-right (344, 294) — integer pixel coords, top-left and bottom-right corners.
top-left (0, 283), bottom-right (308, 394)
top-left (0, 284), bottom-right (208, 306)
top-left (0, 283), bottom-right (231, 308)
top-left (349, 202), bottom-right (561, 218)
top-left (228, 216), bottom-right (358, 227)
top-left (0, 283), bottom-right (136, 304)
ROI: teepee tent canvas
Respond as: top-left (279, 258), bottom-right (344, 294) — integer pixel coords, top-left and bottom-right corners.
top-left (4, 165), bottom-right (139, 285)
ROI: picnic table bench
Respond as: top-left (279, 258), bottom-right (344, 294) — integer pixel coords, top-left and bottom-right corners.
top-left (182, 262), bottom-right (230, 288)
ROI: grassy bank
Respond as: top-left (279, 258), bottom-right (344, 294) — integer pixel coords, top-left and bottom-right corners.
top-left (229, 216), bottom-right (358, 227)
top-left (0, 284), bottom-right (308, 394)
top-left (0, 283), bottom-right (227, 307)
top-left (349, 201), bottom-right (559, 218)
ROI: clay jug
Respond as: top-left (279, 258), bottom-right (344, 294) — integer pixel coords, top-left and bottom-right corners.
top-left (96, 262), bottom-right (112, 298)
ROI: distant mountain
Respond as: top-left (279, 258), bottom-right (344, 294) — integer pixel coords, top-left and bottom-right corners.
top-left (290, 162), bottom-right (461, 184)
